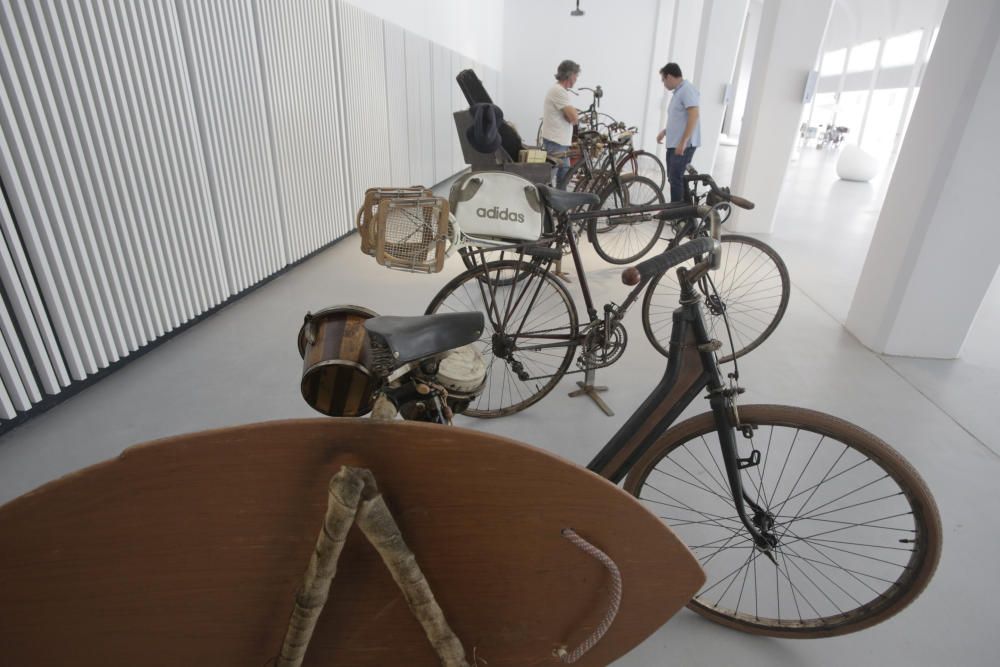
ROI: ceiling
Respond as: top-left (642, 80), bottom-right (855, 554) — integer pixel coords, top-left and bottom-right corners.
top-left (822, 0), bottom-right (949, 50)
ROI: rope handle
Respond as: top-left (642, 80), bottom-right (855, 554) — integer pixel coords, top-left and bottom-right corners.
top-left (554, 528), bottom-right (623, 664)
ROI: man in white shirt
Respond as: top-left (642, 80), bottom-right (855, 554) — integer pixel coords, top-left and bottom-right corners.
top-left (540, 60), bottom-right (580, 188)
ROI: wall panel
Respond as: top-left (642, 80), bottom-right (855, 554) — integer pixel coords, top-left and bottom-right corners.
top-left (451, 50), bottom-right (466, 173)
top-left (337, 2), bottom-right (392, 201)
top-left (176, 0), bottom-right (285, 293)
top-left (256, 0), bottom-right (352, 259)
top-left (404, 31), bottom-right (433, 187)
top-left (0, 0), bottom-right (489, 429)
top-left (431, 43), bottom-right (453, 184)
top-left (383, 21), bottom-right (411, 187)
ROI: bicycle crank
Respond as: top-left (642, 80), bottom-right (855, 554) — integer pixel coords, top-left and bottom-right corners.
top-left (580, 320), bottom-right (628, 370)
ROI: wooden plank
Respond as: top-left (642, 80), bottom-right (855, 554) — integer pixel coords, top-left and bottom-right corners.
top-left (0, 418), bottom-right (704, 666)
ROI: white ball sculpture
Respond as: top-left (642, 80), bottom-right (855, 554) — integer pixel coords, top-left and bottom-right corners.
top-left (837, 144), bottom-right (878, 182)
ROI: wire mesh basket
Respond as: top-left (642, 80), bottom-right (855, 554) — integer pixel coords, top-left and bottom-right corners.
top-left (357, 186), bottom-right (429, 255)
top-left (356, 186), bottom-right (457, 273)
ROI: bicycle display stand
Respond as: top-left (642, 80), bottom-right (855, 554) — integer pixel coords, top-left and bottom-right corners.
top-left (569, 364), bottom-right (614, 416)
top-left (0, 418), bottom-right (704, 666)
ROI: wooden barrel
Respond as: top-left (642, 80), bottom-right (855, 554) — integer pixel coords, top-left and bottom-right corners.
top-left (297, 306), bottom-right (378, 416)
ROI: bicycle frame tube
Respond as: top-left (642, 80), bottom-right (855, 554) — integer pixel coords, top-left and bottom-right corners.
top-left (565, 229), bottom-right (598, 320)
top-left (586, 274), bottom-right (774, 549)
top-left (587, 298), bottom-right (717, 483)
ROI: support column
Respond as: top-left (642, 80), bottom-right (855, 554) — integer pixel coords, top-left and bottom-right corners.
top-left (846, 0), bottom-right (1000, 358)
top-left (692, 0), bottom-right (749, 174)
top-left (722, 0), bottom-right (762, 138)
top-left (889, 27), bottom-right (933, 157)
top-left (640, 0), bottom-right (677, 153)
top-left (669, 0), bottom-right (704, 75)
top-left (728, 0), bottom-right (835, 233)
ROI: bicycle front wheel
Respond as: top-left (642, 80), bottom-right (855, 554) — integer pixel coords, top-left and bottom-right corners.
top-left (642, 234), bottom-right (789, 362)
top-left (426, 260), bottom-right (578, 418)
top-left (624, 405), bottom-right (941, 638)
top-left (587, 174), bottom-right (666, 264)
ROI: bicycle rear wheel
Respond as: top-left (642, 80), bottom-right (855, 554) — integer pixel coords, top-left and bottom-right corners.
top-left (624, 405), bottom-right (941, 638)
top-left (617, 149), bottom-right (666, 191)
top-left (642, 234), bottom-right (789, 362)
top-left (425, 260), bottom-right (578, 418)
top-left (587, 175), bottom-right (666, 265)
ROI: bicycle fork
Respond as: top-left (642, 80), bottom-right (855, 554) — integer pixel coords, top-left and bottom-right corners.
top-left (708, 390), bottom-right (779, 561)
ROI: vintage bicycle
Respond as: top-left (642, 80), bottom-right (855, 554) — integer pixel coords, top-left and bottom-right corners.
top-left (301, 210), bottom-right (941, 638)
top-left (429, 172), bottom-right (789, 418)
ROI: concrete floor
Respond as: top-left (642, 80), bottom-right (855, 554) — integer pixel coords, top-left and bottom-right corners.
top-left (1, 147), bottom-right (997, 666)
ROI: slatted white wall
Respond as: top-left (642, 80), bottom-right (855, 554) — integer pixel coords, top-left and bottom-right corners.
top-left (337, 2), bottom-right (392, 203)
top-left (0, 0), bottom-right (498, 427)
top-left (404, 31), bottom-right (432, 188)
top-left (176, 0), bottom-right (285, 293)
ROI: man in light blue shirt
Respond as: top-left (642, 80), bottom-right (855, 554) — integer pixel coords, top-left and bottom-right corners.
top-left (656, 63), bottom-right (701, 202)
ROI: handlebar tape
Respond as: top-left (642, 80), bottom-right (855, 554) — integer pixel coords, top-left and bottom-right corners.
top-left (622, 237), bottom-right (717, 285)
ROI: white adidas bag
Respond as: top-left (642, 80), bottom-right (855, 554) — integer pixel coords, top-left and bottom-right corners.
top-left (449, 172), bottom-right (547, 242)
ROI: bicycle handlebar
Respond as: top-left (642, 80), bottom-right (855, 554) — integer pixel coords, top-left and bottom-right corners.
top-left (621, 237), bottom-right (718, 286)
top-left (683, 167), bottom-right (755, 210)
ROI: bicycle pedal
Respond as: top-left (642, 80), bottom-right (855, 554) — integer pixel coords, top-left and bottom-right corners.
top-left (697, 340), bottom-right (722, 352)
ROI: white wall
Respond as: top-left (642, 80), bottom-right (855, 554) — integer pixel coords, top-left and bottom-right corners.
top-left (501, 0), bottom-right (659, 144)
top-left (0, 0), bottom-right (485, 427)
top-left (639, 0), bottom-right (676, 152)
top-left (344, 0), bottom-right (504, 70)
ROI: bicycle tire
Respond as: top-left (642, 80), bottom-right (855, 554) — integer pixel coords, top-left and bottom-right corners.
top-left (624, 404), bottom-right (941, 638)
top-left (425, 259), bottom-right (578, 418)
top-left (642, 234), bottom-right (789, 362)
top-left (617, 149), bottom-right (666, 191)
top-left (587, 175), bottom-right (666, 265)
top-left (560, 157), bottom-right (590, 192)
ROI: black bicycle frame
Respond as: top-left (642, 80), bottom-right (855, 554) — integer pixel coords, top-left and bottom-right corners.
top-left (586, 266), bottom-right (772, 549)
top-left (467, 202), bottom-right (701, 357)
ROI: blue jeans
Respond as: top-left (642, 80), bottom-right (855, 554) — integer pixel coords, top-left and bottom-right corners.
top-left (543, 138), bottom-right (571, 189)
top-left (666, 146), bottom-right (697, 202)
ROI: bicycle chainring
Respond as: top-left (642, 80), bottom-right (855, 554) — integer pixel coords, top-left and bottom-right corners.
top-left (580, 320), bottom-right (628, 369)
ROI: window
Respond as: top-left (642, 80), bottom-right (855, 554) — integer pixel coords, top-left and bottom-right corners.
top-left (809, 92), bottom-right (839, 128)
top-left (861, 88), bottom-right (909, 153)
top-left (835, 90), bottom-right (868, 134)
top-left (881, 31), bottom-right (923, 68)
top-left (820, 49), bottom-right (847, 76)
top-left (846, 40), bottom-right (880, 72)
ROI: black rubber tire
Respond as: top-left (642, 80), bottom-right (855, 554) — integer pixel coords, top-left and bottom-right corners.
top-left (624, 405), bottom-right (942, 638)
top-left (587, 175), bottom-right (666, 265)
top-left (559, 156), bottom-right (590, 192)
top-left (425, 260), bottom-right (578, 418)
top-left (617, 149), bottom-right (666, 191)
top-left (642, 234), bottom-right (790, 363)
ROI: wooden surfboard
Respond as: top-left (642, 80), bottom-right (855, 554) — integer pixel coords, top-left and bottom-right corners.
top-left (0, 419), bottom-right (704, 666)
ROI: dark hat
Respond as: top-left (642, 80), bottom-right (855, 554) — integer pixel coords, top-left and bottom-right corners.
top-left (466, 103), bottom-right (504, 154)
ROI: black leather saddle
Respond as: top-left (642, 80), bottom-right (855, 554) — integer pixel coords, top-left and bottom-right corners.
top-left (536, 184), bottom-right (600, 214)
top-left (365, 312), bottom-right (484, 367)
